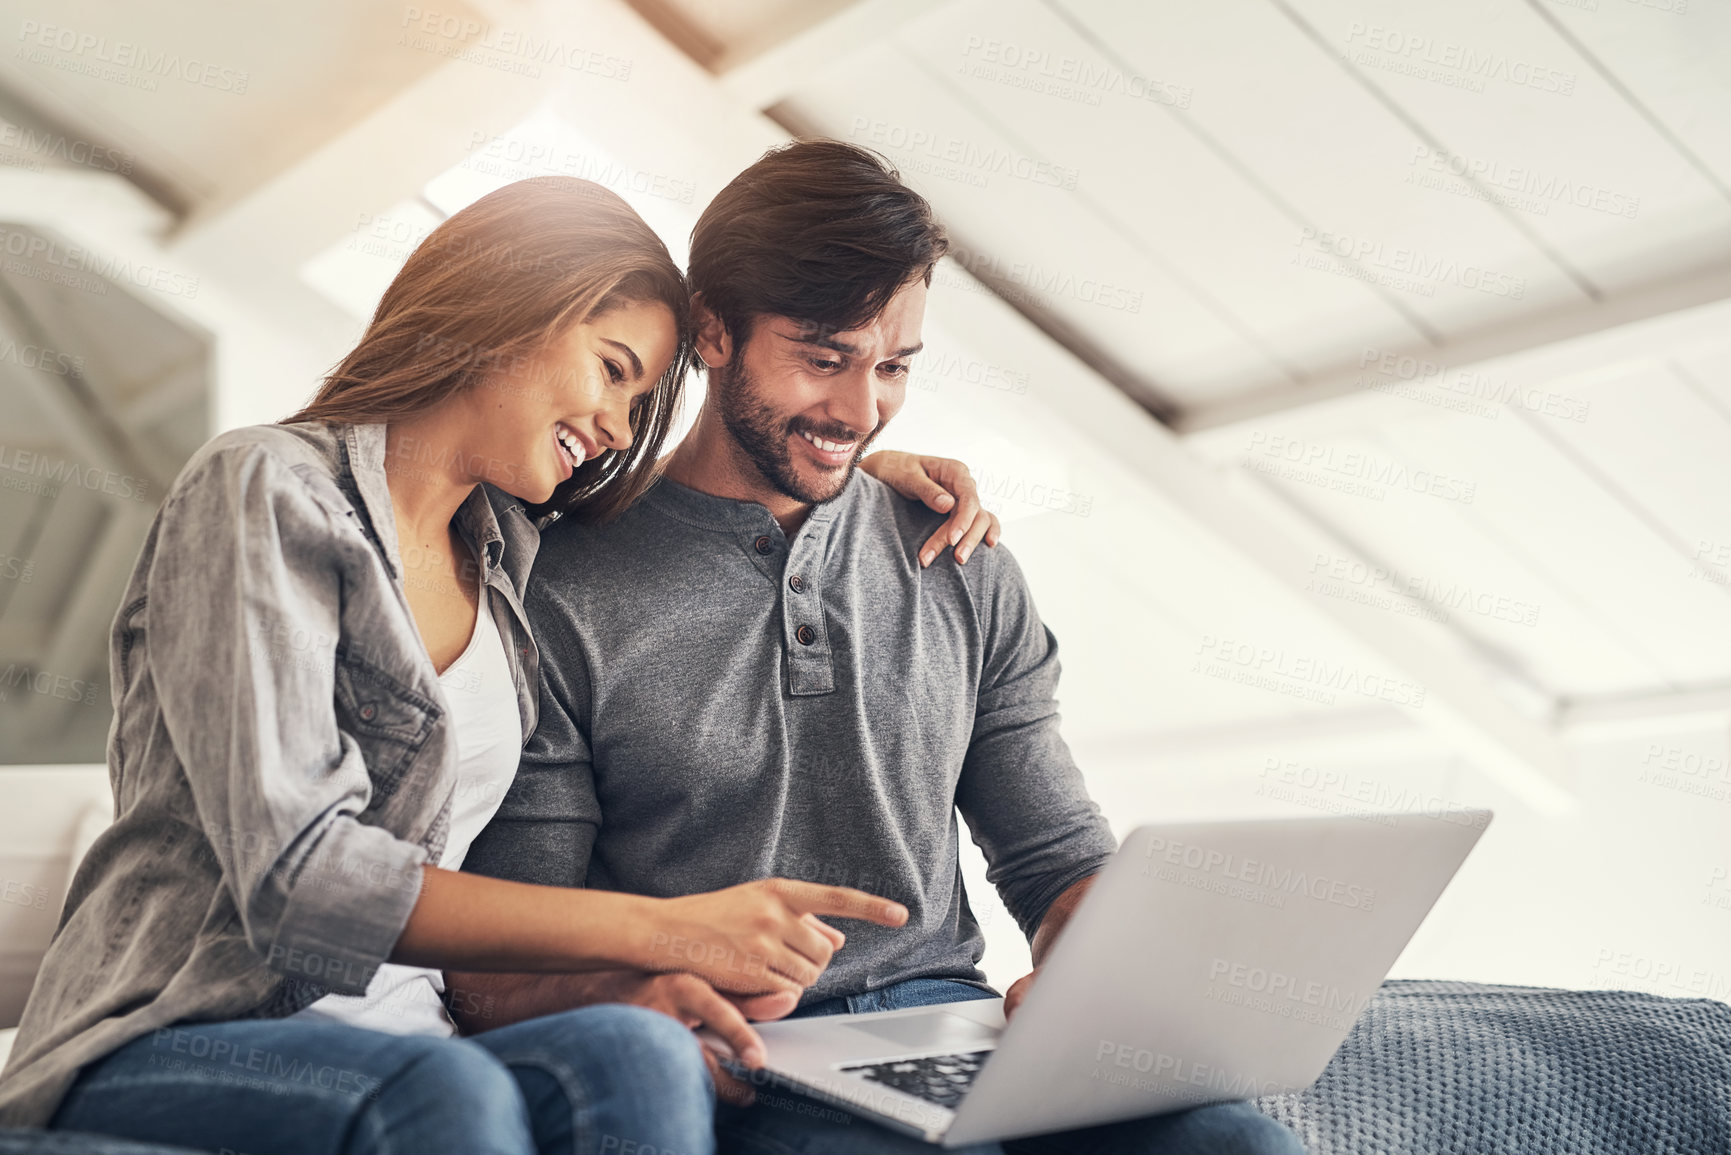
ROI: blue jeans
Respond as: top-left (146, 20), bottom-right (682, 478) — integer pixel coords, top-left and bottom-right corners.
top-left (51, 1004), bottom-right (715, 1155)
top-left (715, 979), bottom-right (1306, 1155)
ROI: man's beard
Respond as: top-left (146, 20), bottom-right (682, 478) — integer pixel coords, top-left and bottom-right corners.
top-left (713, 356), bottom-right (881, 505)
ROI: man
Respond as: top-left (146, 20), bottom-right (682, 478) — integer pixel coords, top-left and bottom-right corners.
top-left (455, 140), bottom-right (1304, 1155)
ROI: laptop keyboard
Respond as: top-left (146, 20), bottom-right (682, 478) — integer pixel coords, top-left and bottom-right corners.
top-left (840, 1049), bottom-right (993, 1109)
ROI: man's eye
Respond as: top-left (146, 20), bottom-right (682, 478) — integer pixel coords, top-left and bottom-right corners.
top-left (881, 363), bottom-right (910, 378)
top-left (811, 358), bottom-right (842, 372)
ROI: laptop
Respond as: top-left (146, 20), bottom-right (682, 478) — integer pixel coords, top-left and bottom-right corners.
top-left (709, 809), bottom-right (1491, 1146)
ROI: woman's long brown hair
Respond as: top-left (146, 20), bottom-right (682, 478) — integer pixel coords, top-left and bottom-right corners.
top-left (285, 176), bottom-right (692, 523)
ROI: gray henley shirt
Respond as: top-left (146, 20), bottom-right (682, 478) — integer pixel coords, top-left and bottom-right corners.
top-left (462, 469), bottom-right (1117, 1003)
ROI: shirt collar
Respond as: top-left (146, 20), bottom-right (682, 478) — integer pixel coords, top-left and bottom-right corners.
top-left (342, 423), bottom-right (403, 578)
top-left (454, 485), bottom-right (508, 578)
top-left (341, 422), bottom-right (508, 582)
top-left (645, 470), bottom-right (853, 534)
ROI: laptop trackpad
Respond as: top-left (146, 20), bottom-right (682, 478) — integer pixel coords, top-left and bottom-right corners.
top-left (848, 1011), bottom-right (1000, 1053)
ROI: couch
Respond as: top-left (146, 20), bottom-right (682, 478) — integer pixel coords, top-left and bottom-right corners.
top-left (3, 769), bottom-right (1726, 1153)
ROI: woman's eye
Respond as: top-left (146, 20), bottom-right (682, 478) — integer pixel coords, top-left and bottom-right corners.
top-left (603, 358), bottom-right (625, 384)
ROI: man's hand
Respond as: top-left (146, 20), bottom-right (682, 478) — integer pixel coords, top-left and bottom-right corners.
top-left (1004, 967), bottom-right (1040, 1020)
top-left (594, 971), bottom-right (799, 1106)
top-left (445, 967), bottom-right (800, 1104)
top-left (858, 450), bottom-right (1002, 567)
top-left (1003, 874), bottom-right (1098, 1022)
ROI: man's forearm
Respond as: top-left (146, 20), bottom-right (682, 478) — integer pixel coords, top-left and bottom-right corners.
top-left (1030, 874), bottom-right (1098, 968)
top-left (445, 968), bottom-right (646, 1035)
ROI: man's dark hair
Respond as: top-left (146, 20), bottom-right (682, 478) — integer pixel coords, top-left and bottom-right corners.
top-left (687, 139), bottom-right (949, 350)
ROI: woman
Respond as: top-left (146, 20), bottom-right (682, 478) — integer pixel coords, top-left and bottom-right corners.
top-left (0, 176), bottom-right (1000, 1155)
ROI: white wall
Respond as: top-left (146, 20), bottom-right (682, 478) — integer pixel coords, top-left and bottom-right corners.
top-left (960, 710), bottom-right (1731, 996)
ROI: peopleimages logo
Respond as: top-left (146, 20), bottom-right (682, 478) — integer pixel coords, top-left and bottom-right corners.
top-left (1342, 22), bottom-right (1577, 96)
top-left (1204, 957), bottom-right (1373, 1029)
top-left (1406, 145), bottom-right (1640, 220)
top-left (1306, 550), bottom-right (1542, 628)
top-left (16, 20), bottom-right (250, 93)
top-left (946, 245), bottom-right (1143, 313)
top-left (848, 117), bottom-right (1080, 191)
top-left (1705, 866), bottom-right (1730, 916)
top-left (398, 7), bottom-right (632, 80)
top-left (0, 444), bottom-right (150, 501)
top-left (0, 665), bottom-right (102, 707)
top-left (0, 123), bottom-right (132, 174)
top-left (1293, 227), bottom-right (1525, 299)
top-left (957, 36), bottom-right (1193, 109)
top-left (1192, 633), bottom-right (1428, 710)
top-left (1257, 758), bottom-right (1492, 831)
top-left (1242, 431), bottom-right (1477, 506)
top-left (1142, 834), bottom-right (1377, 911)
top-left (149, 1028), bottom-right (381, 1099)
top-left (0, 338), bottom-right (84, 379)
top-left (909, 352), bottom-right (1029, 395)
top-left (1090, 1040), bottom-right (1291, 1099)
top-left (463, 131), bottom-right (696, 204)
top-left (0, 226), bottom-right (200, 300)
top-left (0, 878), bottom-right (51, 910)
top-left (1357, 346), bottom-right (1590, 422)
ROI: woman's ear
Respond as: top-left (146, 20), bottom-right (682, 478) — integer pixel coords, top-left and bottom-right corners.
top-left (690, 292), bottom-right (732, 370)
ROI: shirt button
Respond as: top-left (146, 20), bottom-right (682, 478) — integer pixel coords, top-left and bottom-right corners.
top-left (788, 575), bottom-right (805, 593)
top-left (754, 535), bottom-right (774, 554)
top-left (796, 624), bottom-right (816, 646)
top-left (359, 704), bottom-right (377, 721)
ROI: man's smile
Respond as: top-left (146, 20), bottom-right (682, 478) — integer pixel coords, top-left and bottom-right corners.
top-left (796, 427), bottom-right (859, 467)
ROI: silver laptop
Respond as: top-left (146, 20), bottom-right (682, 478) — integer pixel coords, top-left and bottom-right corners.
top-left (710, 809), bottom-right (1491, 1146)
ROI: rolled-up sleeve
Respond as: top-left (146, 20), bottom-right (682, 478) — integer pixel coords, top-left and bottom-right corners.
top-left (147, 442), bottom-right (426, 995)
top-left (954, 544), bottom-right (1117, 942)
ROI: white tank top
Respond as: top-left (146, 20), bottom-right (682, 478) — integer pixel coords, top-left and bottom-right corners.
top-left (290, 579), bottom-right (522, 1036)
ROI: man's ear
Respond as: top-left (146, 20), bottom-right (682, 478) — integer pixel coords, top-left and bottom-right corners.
top-left (690, 292), bottom-right (732, 370)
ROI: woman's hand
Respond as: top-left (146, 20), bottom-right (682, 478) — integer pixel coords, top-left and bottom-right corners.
top-left (631, 878), bottom-right (908, 998)
top-left (859, 451), bottom-right (1003, 567)
top-left (399, 872), bottom-right (902, 995)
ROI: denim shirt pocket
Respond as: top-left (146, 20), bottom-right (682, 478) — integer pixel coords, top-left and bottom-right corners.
top-left (332, 643), bottom-right (441, 803)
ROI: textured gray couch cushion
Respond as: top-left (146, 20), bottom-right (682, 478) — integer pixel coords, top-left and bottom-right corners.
top-left (1256, 980), bottom-right (1731, 1154)
top-left (0, 1134), bottom-right (201, 1154)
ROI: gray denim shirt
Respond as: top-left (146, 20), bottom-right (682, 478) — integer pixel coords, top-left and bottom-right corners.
top-left (0, 421), bottom-right (542, 1129)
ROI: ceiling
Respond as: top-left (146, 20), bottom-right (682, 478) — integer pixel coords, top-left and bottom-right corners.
top-left (0, 0), bottom-right (481, 223)
top-left (614, 0), bottom-right (1731, 802)
top-left (0, 0), bottom-right (1726, 802)
top-left (767, 0), bottom-right (1730, 405)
